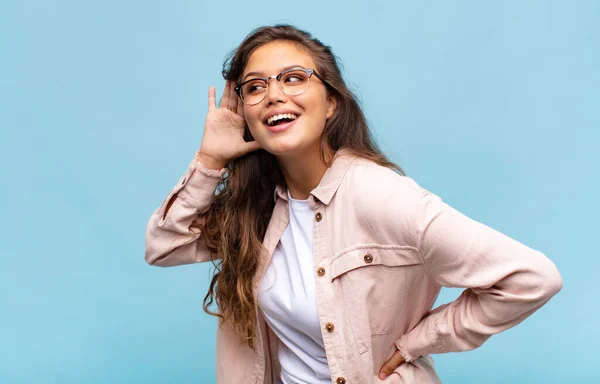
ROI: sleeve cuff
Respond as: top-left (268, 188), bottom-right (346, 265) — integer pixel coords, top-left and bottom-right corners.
top-left (174, 159), bottom-right (226, 211)
top-left (190, 158), bottom-right (227, 178)
top-left (395, 336), bottom-right (418, 363)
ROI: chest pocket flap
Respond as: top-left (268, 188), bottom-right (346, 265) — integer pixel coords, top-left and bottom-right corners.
top-left (330, 245), bottom-right (422, 281)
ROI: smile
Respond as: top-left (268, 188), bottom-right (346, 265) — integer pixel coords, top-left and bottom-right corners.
top-left (266, 113), bottom-right (299, 127)
top-left (264, 115), bottom-right (299, 133)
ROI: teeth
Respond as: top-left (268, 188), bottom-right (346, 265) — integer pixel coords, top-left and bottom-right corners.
top-left (267, 113), bottom-right (298, 126)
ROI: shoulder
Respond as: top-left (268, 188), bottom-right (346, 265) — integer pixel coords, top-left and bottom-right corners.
top-left (335, 157), bottom-right (429, 245)
top-left (342, 157), bottom-right (426, 205)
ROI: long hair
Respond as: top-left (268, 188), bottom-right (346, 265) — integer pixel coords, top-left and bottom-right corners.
top-left (201, 24), bottom-right (404, 348)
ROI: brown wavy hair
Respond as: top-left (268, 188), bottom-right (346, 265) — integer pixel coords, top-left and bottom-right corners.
top-left (201, 25), bottom-right (404, 348)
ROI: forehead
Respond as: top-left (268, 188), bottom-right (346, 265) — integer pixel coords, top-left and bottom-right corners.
top-left (243, 41), bottom-right (317, 78)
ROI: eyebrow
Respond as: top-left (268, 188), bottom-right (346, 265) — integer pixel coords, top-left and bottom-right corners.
top-left (242, 65), bottom-right (305, 81)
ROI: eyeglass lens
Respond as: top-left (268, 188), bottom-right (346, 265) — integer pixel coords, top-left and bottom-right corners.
top-left (240, 70), bottom-right (310, 105)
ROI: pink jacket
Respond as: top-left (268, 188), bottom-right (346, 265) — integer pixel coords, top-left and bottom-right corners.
top-left (145, 150), bottom-right (562, 384)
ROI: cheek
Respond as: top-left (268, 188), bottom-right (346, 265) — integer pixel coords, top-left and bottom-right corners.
top-left (244, 109), bottom-right (262, 130)
top-left (245, 118), bottom-right (269, 146)
top-left (305, 101), bottom-right (329, 128)
top-left (303, 93), bottom-right (329, 118)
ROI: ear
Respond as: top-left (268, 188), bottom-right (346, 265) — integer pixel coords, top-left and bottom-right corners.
top-left (326, 96), bottom-right (337, 119)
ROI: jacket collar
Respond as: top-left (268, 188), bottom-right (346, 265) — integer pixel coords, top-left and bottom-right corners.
top-left (273, 148), bottom-right (356, 205)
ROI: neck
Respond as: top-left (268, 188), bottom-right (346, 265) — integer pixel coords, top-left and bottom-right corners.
top-left (277, 145), bottom-right (333, 200)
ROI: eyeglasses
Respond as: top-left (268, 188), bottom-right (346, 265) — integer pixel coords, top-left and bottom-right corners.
top-left (234, 67), bottom-right (330, 105)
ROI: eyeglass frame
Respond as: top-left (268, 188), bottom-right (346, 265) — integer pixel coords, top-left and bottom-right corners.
top-left (234, 67), bottom-right (333, 105)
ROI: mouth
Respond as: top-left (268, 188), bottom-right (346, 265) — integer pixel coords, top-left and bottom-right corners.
top-left (263, 112), bottom-right (300, 133)
top-left (264, 112), bottom-right (300, 127)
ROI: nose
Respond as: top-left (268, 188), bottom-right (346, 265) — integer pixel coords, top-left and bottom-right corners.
top-left (265, 77), bottom-right (288, 105)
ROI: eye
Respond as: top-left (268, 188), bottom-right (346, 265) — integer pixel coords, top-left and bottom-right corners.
top-left (244, 80), bottom-right (267, 94)
top-left (283, 71), bottom-right (308, 84)
top-left (286, 75), bottom-right (303, 82)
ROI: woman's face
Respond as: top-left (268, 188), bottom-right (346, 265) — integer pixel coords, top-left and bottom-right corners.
top-left (241, 41), bottom-right (336, 158)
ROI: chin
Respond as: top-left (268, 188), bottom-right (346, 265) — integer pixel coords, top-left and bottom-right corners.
top-left (254, 130), bottom-right (298, 156)
top-left (251, 123), bottom-right (322, 158)
top-left (262, 141), bottom-right (302, 157)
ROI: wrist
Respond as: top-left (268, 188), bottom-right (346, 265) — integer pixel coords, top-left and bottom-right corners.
top-left (195, 152), bottom-right (227, 170)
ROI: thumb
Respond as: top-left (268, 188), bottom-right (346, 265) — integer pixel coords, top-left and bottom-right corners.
top-left (235, 140), bottom-right (261, 157)
top-left (379, 351), bottom-right (405, 380)
top-left (242, 140), bottom-right (261, 154)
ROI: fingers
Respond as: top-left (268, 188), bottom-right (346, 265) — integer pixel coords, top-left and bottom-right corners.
top-left (236, 96), bottom-right (244, 116)
top-left (208, 86), bottom-right (216, 112)
top-left (379, 351), bottom-right (405, 380)
top-left (235, 80), bottom-right (244, 116)
top-left (228, 80), bottom-right (238, 112)
top-left (220, 80), bottom-right (231, 109)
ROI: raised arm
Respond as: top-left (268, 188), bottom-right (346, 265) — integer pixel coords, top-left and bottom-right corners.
top-left (145, 81), bottom-right (260, 267)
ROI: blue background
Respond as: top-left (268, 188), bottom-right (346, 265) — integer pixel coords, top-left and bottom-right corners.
top-left (1, 1), bottom-right (598, 383)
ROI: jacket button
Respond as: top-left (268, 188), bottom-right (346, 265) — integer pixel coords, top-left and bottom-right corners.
top-left (364, 253), bottom-right (373, 263)
top-left (315, 212), bottom-right (322, 222)
top-left (325, 322), bottom-right (335, 332)
top-left (317, 267), bottom-right (325, 277)
top-left (336, 378), bottom-right (346, 384)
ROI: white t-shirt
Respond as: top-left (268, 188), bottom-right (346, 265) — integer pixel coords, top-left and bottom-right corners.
top-left (257, 192), bottom-right (331, 384)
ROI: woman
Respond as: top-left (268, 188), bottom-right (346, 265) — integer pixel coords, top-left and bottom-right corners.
top-left (145, 25), bottom-right (562, 384)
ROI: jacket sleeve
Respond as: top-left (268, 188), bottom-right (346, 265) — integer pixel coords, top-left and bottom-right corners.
top-left (144, 159), bottom-right (226, 267)
top-left (395, 188), bottom-right (563, 362)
